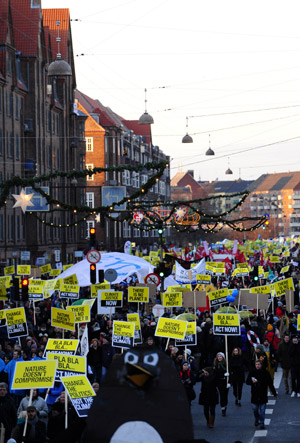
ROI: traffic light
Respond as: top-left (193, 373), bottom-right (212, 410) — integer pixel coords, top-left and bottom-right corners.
top-left (157, 224), bottom-right (163, 236)
top-left (90, 264), bottom-right (96, 284)
top-left (90, 227), bottom-right (96, 248)
top-left (253, 265), bottom-right (259, 281)
top-left (21, 277), bottom-right (29, 301)
top-left (155, 262), bottom-right (171, 279)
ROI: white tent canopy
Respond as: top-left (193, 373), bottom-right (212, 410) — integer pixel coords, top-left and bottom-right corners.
top-left (55, 252), bottom-right (154, 286)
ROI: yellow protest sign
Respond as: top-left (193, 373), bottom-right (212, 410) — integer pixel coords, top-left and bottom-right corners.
top-left (50, 269), bottom-right (62, 277)
top-left (5, 307), bottom-right (28, 338)
top-left (51, 307), bottom-right (75, 331)
top-left (63, 274), bottom-right (79, 285)
top-left (250, 285), bottom-right (272, 294)
top-left (175, 321), bottom-right (197, 346)
top-left (155, 317), bottom-right (188, 340)
top-left (91, 283), bottom-right (110, 298)
top-left (63, 265), bottom-right (73, 271)
top-left (47, 353), bottom-right (86, 379)
top-left (60, 284), bottom-right (80, 299)
top-left (12, 360), bottom-right (57, 389)
top-left (66, 305), bottom-right (90, 323)
top-left (0, 276), bottom-right (12, 288)
top-left (196, 275), bottom-right (211, 284)
top-left (213, 313), bottom-right (240, 335)
top-left (0, 286), bottom-right (7, 301)
top-left (161, 292), bottom-right (183, 307)
top-left (232, 268), bottom-right (249, 277)
top-left (297, 315), bottom-right (300, 331)
top-left (99, 291), bottom-right (123, 307)
top-left (281, 266), bottom-right (290, 274)
top-left (283, 250), bottom-right (290, 257)
top-left (128, 286), bottom-right (149, 303)
top-left (44, 280), bottom-right (60, 291)
top-left (150, 251), bottom-right (158, 257)
top-left (112, 320), bottom-right (135, 348)
top-left (236, 263), bottom-right (249, 269)
top-left (82, 299), bottom-right (95, 307)
top-left (127, 313), bottom-right (141, 331)
top-left (45, 338), bottom-right (79, 355)
top-left (274, 278), bottom-right (294, 297)
top-left (0, 310), bottom-right (6, 326)
top-left (270, 256), bottom-right (280, 263)
top-left (168, 284), bottom-right (192, 292)
top-left (4, 265), bottom-right (15, 276)
top-left (28, 285), bottom-right (44, 301)
top-left (40, 264), bottom-right (52, 274)
top-left (29, 279), bottom-right (45, 287)
top-left (61, 375), bottom-right (95, 399)
top-left (17, 265), bottom-right (31, 275)
top-left (208, 288), bottom-right (229, 307)
top-left (61, 375), bottom-right (95, 417)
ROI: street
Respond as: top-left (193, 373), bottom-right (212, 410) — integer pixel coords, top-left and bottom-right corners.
top-left (191, 367), bottom-right (299, 443)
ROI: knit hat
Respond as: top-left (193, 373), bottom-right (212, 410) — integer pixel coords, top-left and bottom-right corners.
top-left (267, 324), bottom-right (273, 331)
top-left (256, 344), bottom-right (264, 351)
top-left (217, 352), bottom-right (225, 359)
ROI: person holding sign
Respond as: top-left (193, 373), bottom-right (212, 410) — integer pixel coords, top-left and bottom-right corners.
top-left (246, 360), bottom-right (278, 430)
top-left (214, 352), bottom-right (229, 417)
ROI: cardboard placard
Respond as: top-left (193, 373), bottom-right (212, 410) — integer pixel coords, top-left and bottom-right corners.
top-left (112, 320), bottom-right (135, 349)
top-left (127, 313), bottom-right (143, 345)
top-left (99, 290), bottom-right (123, 307)
top-left (61, 375), bottom-right (95, 418)
top-left (128, 286), bottom-right (149, 303)
top-left (44, 339), bottom-right (79, 356)
top-left (155, 318), bottom-right (188, 340)
top-left (66, 305), bottom-right (91, 323)
top-left (161, 292), bottom-right (183, 307)
top-left (51, 308), bottom-right (75, 332)
top-left (5, 307), bottom-right (28, 338)
top-left (274, 278), bottom-right (294, 297)
top-left (285, 289), bottom-right (294, 313)
top-left (17, 265), bottom-right (31, 276)
top-left (213, 313), bottom-right (240, 336)
top-left (47, 353), bottom-right (86, 380)
top-left (60, 284), bottom-right (80, 299)
top-left (208, 288), bottom-right (229, 307)
top-left (91, 283), bottom-right (110, 298)
top-left (12, 360), bottom-right (57, 390)
top-left (182, 291), bottom-right (207, 308)
top-left (175, 321), bottom-right (197, 346)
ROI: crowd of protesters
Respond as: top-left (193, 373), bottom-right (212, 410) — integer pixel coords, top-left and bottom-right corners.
top-left (0, 241), bottom-right (300, 441)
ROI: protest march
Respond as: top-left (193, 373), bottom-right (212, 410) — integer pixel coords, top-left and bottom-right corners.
top-left (1, 237), bottom-right (300, 442)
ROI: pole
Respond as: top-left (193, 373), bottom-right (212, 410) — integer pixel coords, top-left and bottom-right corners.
top-left (225, 335), bottom-right (229, 385)
top-left (23, 389), bottom-right (33, 437)
top-left (165, 337), bottom-right (170, 351)
top-left (65, 392), bottom-right (68, 429)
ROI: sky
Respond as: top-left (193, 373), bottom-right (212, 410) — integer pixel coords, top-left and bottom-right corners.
top-left (42, 0), bottom-right (300, 183)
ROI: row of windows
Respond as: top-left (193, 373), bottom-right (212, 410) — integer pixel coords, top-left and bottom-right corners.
top-left (0, 130), bottom-right (20, 159)
top-left (0, 89), bottom-right (23, 120)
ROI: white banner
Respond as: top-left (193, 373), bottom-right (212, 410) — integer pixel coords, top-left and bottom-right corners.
top-left (175, 258), bottom-right (206, 284)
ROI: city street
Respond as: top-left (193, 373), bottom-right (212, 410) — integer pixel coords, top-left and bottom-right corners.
top-left (191, 368), bottom-right (299, 443)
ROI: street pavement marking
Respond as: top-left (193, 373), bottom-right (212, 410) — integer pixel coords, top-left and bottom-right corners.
top-left (265, 419), bottom-right (271, 425)
top-left (254, 430), bottom-right (268, 437)
top-left (265, 409), bottom-right (273, 414)
top-left (267, 399), bottom-right (276, 405)
top-left (274, 367), bottom-right (282, 389)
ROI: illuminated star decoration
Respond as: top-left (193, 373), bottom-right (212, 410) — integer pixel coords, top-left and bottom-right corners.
top-left (175, 208), bottom-right (186, 218)
top-left (95, 214), bottom-right (101, 223)
top-left (12, 188), bottom-right (35, 213)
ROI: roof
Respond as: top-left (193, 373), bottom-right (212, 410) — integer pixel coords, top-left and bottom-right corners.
top-left (10, 0), bottom-right (41, 56)
top-left (121, 119), bottom-right (152, 145)
top-left (251, 171), bottom-right (300, 193)
top-left (77, 101), bottom-right (105, 134)
top-left (75, 90), bottom-right (125, 128)
top-left (42, 9), bottom-right (70, 61)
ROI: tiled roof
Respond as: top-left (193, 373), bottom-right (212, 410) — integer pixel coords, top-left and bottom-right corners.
top-left (121, 119), bottom-right (152, 145)
top-left (10, 0), bottom-right (40, 56)
top-left (171, 172), bottom-right (186, 187)
top-left (251, 171), bottom-right (300, 193)
top-left (77, 101), bottom-right (105, 133)
top-left (42, 9), bottom-right (70, 61)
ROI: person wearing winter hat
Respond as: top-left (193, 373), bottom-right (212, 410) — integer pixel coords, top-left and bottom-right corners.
top-left (253, 344), bottom-right (268, 370)
top-left (214, 352), bottom-right (229, 416)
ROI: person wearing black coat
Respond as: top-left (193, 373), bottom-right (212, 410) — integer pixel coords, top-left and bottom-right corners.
top-left (277, 334), bottom-right (292, 394)
top-left (0, 382), bottom-right (17, 442)
top-left (229, 347), bottom-right (245, 406)
top-left (246, 360), bottom-right (278, 430)
top-left (288, 335), bottom-right (300, 397)
top-left (214, 352), bottom-right (229, 416)
top-left (198, 367), bottom-right (218, 428)
top-left (11, 405), bottom-right (46, 443)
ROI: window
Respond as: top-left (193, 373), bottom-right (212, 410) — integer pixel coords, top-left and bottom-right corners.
top-left (0, 88), bottom-right (2, 113)
top-left (122, 170), bottom-right (131, 186)
top-left (86, 137), bottom-right (93, 152)
top-left (0, 215), bottom-right (3, 241)
top-left (86, 220), bottom-right (95, 238)
top-left (10, 133), bottom-right (13, 158)
top-left (123, 221), bottom-right (131, 237)
top-left (16, 215), bottom-right (20, 240)
top-left (86, 164), bottom-right (94, 181)
top-left (79, 154), bottom-right (85, 171)
top-left (0, 129), bottom-right (2, 155)
top-left (86, 192), bottom-right (95, 208)
top-left (141, 174), bottom-right (147, 185)
top-left (133, 228), bottom-right (140, 238)
top-left (15, 96), bottom-right (18, 120)
top-left (7, 52), bottom-right (11, 76)
top-left (15, 134), bottom-right (19, 159)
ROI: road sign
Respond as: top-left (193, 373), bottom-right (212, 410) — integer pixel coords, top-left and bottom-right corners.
top-left (104, 268), bottom-right (118, 282)
top-left (145, 273), bottom-right (161, 287)
top-left (86, 249), bottom-right (101, 264)
top-left (101, 186), bottom-right (126, 211)
top-left (25, 187), bottom-right (50, 211)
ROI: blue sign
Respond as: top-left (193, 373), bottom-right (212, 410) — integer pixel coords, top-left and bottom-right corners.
top-left (25, 187), bottom-right (50, 212)
top-left (101, 186), bottom-right (126, 211)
